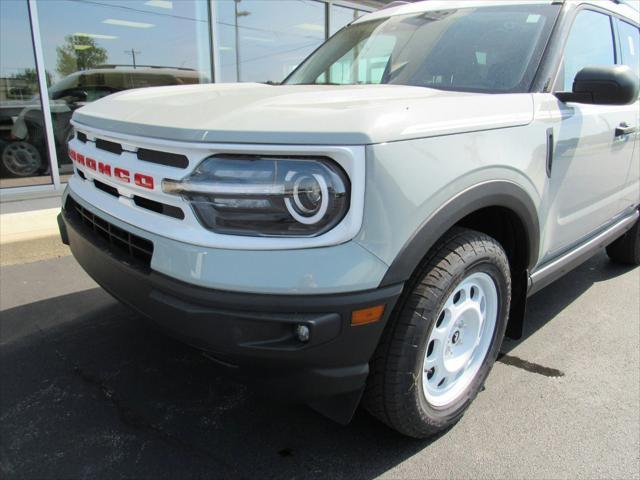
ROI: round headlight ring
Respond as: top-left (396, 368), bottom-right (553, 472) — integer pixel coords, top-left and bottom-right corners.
top-left (284, 172), bottom-right (330, 225)
top-left (292, 174), bottom-right (322, 214)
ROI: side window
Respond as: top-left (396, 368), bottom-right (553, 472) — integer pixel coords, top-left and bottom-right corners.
top-left (618, 20), bottom-right (640, 79)
top-left (559, 10), bottom-right (615, 91)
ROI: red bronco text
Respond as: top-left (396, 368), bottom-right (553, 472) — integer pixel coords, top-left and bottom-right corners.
top-left (69, 148), bottom-right (154, 190)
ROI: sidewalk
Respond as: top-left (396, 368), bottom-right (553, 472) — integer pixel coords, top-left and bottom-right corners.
top-left (0, 197), bottom-right (69, 266)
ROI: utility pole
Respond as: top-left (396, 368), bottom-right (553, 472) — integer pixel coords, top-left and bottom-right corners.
top-left (234, 0), bottom-right (250, 81)
top-left (124, 49), bottom-right (141, 69)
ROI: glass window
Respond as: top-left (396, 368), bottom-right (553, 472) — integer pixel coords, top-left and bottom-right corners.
top-left (35, 0), bottom-right (212, 183)
top-left (214, 0), bottom-right (326, 83)
top-left (286, 4), bottom-right (560, 93)
top-left (326, 34), bottom-right (396, 85)
top-left (559, 10), bottom-right (615, 91)
top-left (0, 0), bottom-right (52, 188)
top-left (618, 20), bottom-right (640, 79)
top-left (330, 5), bottom-right (366, 36)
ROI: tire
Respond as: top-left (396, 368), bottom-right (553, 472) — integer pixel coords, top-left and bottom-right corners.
top-left (606, 218), bottom-right (640, 266)
top-left (0, 140), bottom-right (44, 177)
top-left (363, 227), bottom-right (511, 438)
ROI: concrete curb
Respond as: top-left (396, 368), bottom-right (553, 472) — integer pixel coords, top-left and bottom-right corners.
top-left (0, 208), bottom-right (69, 266)
top-left (0, 208), bottom-right (61, 244)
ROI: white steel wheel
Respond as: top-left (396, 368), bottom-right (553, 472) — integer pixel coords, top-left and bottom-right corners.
top-left (363, 227), bottom-right (511, 439)
top-left (422, 272), bottom-right (498, 407)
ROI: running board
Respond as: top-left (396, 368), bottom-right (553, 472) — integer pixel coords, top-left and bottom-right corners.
top-left (528, 210), bottom-right (639, 296)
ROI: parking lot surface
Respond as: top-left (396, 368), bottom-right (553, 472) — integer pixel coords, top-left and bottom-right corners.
top-left (1, 251), bottom-right (639, 479)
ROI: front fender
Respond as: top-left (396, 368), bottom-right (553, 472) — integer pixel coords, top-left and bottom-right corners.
top-left (379, 180), bottom-right (540, 286)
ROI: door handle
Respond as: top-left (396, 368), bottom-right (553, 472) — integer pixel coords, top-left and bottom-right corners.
top-left (615, 122), bottom-right (637, 137)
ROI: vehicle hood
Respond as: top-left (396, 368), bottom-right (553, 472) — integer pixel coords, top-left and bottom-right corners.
top-left (72, 83), bottom-right (534, 145)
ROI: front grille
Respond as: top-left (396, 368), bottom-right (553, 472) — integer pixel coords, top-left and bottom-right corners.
top-left (65, 196), bottom-right (153, 267)
top-left (77, 172), bottom-right (185, 220)
top-left (75, 132), bottom-right (189, 168)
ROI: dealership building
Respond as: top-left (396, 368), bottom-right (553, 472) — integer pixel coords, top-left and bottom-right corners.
top-left (0, 0), bottom-right (385, 211)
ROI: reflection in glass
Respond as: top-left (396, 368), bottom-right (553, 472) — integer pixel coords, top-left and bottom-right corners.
top-left (214, 0), bottom-right (326, 83)
top-left (561, 10), bottom-right (615, 91)
top-left (287, 4), bottom-right (560, 92)
top-left (618, 21), bottom-right (640, 79)
top-left (0, 0), bottom-right (52, 188)
top-left (35, 0), bottom-right (212, 183)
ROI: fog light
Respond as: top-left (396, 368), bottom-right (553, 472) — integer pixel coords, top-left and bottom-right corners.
top-left (294, 324), bottom-right (310, 342)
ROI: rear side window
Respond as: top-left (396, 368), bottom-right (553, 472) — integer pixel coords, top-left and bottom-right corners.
top-left (559, 10), bottom-right (615, 91)
top-left (618, 20), bottom-right (640, 78)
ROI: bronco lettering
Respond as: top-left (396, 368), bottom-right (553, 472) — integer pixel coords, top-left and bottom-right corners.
top-left (68, 148), bottom-right (153, 189)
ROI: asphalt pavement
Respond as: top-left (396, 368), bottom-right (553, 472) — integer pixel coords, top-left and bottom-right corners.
top-left (0, 251), bottom-right (639, 479)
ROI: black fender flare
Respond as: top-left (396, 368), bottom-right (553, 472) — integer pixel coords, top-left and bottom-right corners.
top-left (379, 180), bottom-right (540, 287)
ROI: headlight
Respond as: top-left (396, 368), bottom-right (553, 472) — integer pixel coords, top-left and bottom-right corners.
top-left (162, 155), bottom-right (350, 237)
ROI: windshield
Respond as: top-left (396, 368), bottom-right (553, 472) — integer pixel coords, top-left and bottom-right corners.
top-left (285, 4), bottom-right (560, 93)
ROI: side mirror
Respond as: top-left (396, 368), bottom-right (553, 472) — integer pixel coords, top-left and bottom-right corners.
top-left (555, 65), bottom-right (639, 105)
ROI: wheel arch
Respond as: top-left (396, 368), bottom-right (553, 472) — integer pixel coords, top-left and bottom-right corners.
top-left (379, 181), bottom-right (540, 339)
top-left (380, 180), bottom-right (539, 286)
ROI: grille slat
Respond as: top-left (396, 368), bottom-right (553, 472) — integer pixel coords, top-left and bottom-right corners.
top-left (66, 197), bottom-right (153, 267)
top-left (137, 148), bottom-right (189, 169)
top-left (133, 195), bottom-right (185, 219)
top-left (93, 179), bottom-right (119, 197)
top-left (95, 138), bottom-right (123, 155)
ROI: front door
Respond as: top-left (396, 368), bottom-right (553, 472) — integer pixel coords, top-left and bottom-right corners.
top-left (539, 8), bottom-right (637, 262)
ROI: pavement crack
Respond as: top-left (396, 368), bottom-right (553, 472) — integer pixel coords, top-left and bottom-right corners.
top-left (497, 353), bottom-right (564, 378)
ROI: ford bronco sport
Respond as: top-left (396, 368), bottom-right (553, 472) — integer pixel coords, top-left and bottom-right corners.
top-left (57, 0), bottom-right (640, 438)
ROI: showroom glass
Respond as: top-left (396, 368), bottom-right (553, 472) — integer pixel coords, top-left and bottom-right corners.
top-left (213, 0), bottom-right (326, 83)
top-left (559, 10), bottom-right (615, 91)
top-left (286, 4), bottom-right (561, 93)
top-left (35, 0), bottom-right (211, 184)
top-left (330, 4), bottom-right (366, 36)
top-left (0, 0), bottom-right (52, 188)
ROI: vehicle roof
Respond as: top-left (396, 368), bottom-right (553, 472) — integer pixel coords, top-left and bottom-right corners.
top-left (355, 0), bottom-right (639, 24)
top-left (66, 67), bottom-right (200, 77)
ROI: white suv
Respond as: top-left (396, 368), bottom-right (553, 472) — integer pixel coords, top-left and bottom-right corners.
top-left (58, 0), bottom-right (639, 438)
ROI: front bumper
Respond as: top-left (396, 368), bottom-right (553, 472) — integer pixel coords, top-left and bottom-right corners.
top-left (58, 193), bottom-right (403, 404)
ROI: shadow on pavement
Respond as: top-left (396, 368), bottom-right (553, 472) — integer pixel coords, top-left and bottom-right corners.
top-left (1, 291), bottom-right (427, 479)
top-left (501, 251), bottom-right (636, 354)
top-left (0, 251), bottom-right (634, 479)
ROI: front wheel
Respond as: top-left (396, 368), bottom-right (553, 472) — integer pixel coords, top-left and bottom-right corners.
top-left (364, 228), bottom-right (511, 438)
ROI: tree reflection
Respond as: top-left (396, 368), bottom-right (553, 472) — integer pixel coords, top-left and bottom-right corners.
top-left (56, 35), bottom-right (108, 77)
